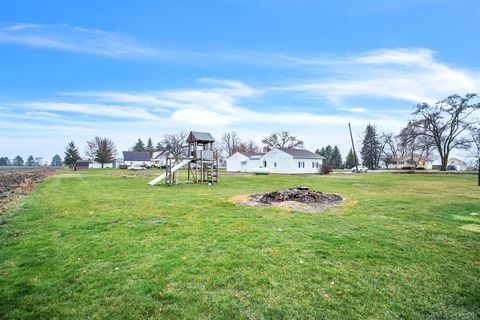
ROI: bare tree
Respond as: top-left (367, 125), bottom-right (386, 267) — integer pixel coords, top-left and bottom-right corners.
top-left (262, 131), bottom-right (304, 150)
top-left (86, 136), bottom-right (117, 168)
top-left (469, 126), bottom-right (480, 186)
top-left (396, 121), bottom-right (435, 169)
top-left (412, 93), bottom-right (480, 170)
top-left (162, 131), bottom-right (187, 160)
top-left (236, 139), bottom-right (261, 153)
top-left (380, 132), bottom-right (397, 169)
top-left (221, 132), bottom-right (242, 156)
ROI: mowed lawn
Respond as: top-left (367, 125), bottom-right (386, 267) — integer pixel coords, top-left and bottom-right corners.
top-left (1, 170), bottom-right (479, 319)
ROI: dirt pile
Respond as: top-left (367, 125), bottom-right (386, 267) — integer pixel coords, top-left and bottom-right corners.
top-left (232, 187), bottom-right (343, 212)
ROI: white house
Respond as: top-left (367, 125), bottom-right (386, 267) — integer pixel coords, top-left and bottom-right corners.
top-left (262, 148), bottom-right (324, 174)
top-left (448, 158), bottom-right (468, 171)
top-left (151, 150), bottom-right (172, 168)
top-left (123, 151), bottom-right (151, 167)
top-left (388, 154), bottom-right (433, 170)
top-left (226, 152), bottom-right (264, 172)
top-left (89, 161), bottom-right (113, 169)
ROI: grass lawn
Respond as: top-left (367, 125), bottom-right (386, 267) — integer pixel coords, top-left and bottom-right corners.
top-left (1, 170), bottom-right (479, 319)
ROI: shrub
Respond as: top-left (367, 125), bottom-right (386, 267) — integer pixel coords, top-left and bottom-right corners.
top-left (320, 164), bottom-right (333, 175)
top-left (416, 167), bottom-right (426, 170)
top-left (401, 166), bottom-right (413, 170)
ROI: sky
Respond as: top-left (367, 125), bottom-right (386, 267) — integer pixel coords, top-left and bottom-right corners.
top-left (1, 0), bottom-right (479, 162)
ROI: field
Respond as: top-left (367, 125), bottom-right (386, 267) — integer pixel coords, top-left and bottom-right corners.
top-left (1, 170), bottom-right (479, 319)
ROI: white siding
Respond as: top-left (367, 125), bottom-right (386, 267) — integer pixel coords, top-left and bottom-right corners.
top-left (262, 148), bottom-right (322, 174)
top-left (226, 153), bottom-right (263, 172)
top-left (89, 162), bottom-right (113, 168)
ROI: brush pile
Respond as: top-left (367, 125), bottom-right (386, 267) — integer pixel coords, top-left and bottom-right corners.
top-left (251, 187), bottom-right (342, 205)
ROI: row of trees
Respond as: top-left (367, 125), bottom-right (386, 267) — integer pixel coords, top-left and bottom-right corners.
top-left (0, 155), bottom-right (62, 167)
top-left (356, 94), bottom-right (479, 171)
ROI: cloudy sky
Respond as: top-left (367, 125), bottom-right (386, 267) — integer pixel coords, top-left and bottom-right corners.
top-left (1, 0), bottom-right (479, 161)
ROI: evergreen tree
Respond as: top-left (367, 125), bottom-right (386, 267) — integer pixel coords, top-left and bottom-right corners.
top-left (146, 137), bottom-right (154, 157)
top-left (155, 142), bottom-right (163, 152)
top-left (13, 155), bottom-right (24, 166)
top-left (361, 124), bottom-right (381, 169)
top-left (51, 154), bottom-right (63, 166)
top-left (0, 157), bottom-right (10, 166)
top-left (330, 146), bottom-right (343, 168)
top-left (132, 138), bottom-right (146, 152)
top-left (26, 155), bottom-right (35, 166)
top-left (64, 141), bottom-right (81, 167)
top-left (317, 145), bottom-right (334, 165)
top-left (345, 148), bottom-right (358, 169)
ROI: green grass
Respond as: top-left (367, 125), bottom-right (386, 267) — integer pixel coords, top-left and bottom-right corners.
top-left (1, 170), bottom-right (479, 319)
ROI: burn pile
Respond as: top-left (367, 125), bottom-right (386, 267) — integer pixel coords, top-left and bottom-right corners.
top-left (251, 187), bottom-right (343, 205)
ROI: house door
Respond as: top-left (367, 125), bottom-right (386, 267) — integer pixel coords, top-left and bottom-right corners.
top-left (241, 161), bottom-right (247, 172)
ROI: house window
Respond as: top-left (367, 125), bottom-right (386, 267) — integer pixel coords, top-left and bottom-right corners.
top-left (312, 162), bottom-right (315, 168)
top-left (274, 162), bottom-right (277, 167)
top-left (298, 161), bottom-right (304, 168)
top-left (263, 161), bottom-right (267, 167)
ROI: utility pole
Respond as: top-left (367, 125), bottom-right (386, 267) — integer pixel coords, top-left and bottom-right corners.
top-left (348, 123), bottom-right (359, 173)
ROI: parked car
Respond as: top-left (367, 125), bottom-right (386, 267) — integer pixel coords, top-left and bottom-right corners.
top-left (351, 165), bottom-right (368, 173)
top-left (129, 165), bottom-right (146, 171)
top-left (447, 165), bottom-right (457, 171)
top-left (253, 167), bottom-right (270, 175)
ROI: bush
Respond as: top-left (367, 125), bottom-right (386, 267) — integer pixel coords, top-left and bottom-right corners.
top-left (401, 166), bottom-right (413, 170)
top-left (416, 167), bottom-right (426, 170)
top-left (320, 164), bottom-right (333, 175)
top-left (119, 164), bottom-right (128, 169)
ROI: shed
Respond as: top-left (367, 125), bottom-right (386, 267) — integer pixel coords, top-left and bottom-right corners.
top-left (74, 160), bottom-right (89, 171)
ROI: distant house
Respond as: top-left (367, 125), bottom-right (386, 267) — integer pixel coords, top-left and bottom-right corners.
top-left (226, 152), bottom-right (265, 172)
top-left (448, 158), bottom-right (468, 171)
top-left (262, 148), bottom-right (324, 174)
top-left (389, 154), bottom-right (433, 169)
top-left (151, 150), bottom-right (171, 168)
top-left (123, 151), bottom-right (151, 167)
top-left (88, 160), bottom-right (113, 169)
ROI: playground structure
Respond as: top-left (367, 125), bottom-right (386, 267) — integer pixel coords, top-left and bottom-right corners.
top-left (148, 131), bottom-right (219, 186)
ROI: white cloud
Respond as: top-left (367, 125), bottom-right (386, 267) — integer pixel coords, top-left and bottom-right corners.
top-left (0, 23), bottom-right (156, 57)
top-left (276, 48), bottom-right (480, 103)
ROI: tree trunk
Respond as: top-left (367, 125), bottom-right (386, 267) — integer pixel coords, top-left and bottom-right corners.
top-left (102, 163), bottom-right (104, 168)
top-left (478, 160), bottom-right (480, 186)
top-left (440, 155), bottom-right (449, 171)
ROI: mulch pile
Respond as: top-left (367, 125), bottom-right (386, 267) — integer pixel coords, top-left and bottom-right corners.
top-left (252, 187), bottom-right (343, 205)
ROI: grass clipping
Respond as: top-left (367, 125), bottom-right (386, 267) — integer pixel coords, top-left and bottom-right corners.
top-left (232, 187), bottom-right (343, 212)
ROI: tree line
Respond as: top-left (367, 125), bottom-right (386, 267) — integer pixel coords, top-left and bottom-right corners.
top-left (0, 155), bottom-right (62, 167)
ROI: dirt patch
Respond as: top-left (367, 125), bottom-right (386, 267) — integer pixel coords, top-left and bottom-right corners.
top-left (231, 187), bottom-right (343, 212)
top-left (0, 168), bottom-right (56, 214)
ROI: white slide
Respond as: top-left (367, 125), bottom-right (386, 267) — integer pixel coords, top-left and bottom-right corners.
top-left (148, 159), bottom-right (192, 186)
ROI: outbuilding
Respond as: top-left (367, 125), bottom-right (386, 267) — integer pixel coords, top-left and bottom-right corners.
top-left (226, 152), bottom-right (265, 172)
top-left (74, 160), bottom-right (89, 171)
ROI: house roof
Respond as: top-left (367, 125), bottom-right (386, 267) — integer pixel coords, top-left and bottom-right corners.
top-left (392, 154), bottom-right (433, 162)
top-left (186, 131), bottom-right (215, 143)
top-left (448, 158), bottom-right (467, 164)
top-left (123, 151), bottom-right (150, 161)
top-left (238, 152), bottom-right (265, 159)
top-left (152, 150), bottom-right (170, 159)
top-left (277, 148), bottom-right (324, 159)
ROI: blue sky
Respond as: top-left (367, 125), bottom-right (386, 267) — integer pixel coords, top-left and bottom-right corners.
top-left (1, 0), bottom-right (479, 160)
